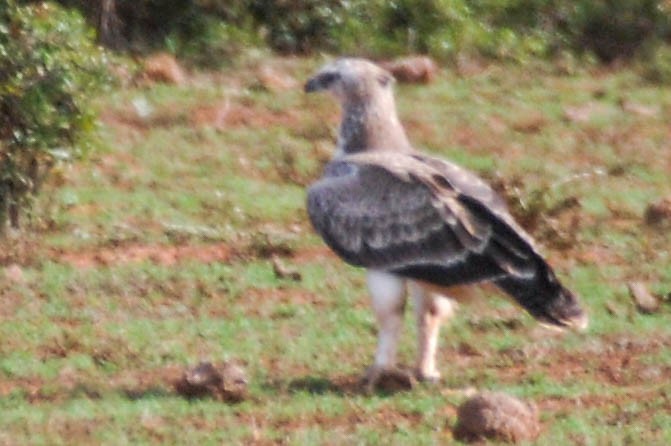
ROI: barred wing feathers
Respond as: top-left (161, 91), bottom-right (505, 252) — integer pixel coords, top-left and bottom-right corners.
top-left (307, 152), bottom-right (586, 329)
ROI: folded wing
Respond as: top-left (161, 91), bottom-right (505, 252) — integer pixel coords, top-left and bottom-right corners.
top-left (307, 153), bottom-right (587, 328)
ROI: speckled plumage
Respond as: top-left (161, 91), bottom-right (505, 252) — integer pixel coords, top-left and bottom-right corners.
top-left (304, 58), bottom-right (587, 386)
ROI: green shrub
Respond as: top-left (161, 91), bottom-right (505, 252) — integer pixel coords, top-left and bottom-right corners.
top-left (0, 0), bottom-right (108, 232)
top-left (39, 0), bottom-right (671, 65)
top-left (478, 0), bottom-right (671, 62)
top-left (248, 0), bottom-right (347, 54)
top-left (641, 44), bottom-right (671, 84)
top-left (566, 0), bottom-right (671, 62)
top-left (49, 0), bottom-right (259, 66)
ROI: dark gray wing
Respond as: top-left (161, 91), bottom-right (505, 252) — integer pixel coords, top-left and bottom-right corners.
top-left (307, 154), bottom-right (587, 328)
top-left (307, 158), bottom-right (531, 287)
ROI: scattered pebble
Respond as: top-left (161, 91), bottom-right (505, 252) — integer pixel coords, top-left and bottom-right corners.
top-left (627, 281), bottom-right (659, 314)
top-left (174, 361), bottom-right (248, 402)
top-left (454, 392), bottom-right (540, 443)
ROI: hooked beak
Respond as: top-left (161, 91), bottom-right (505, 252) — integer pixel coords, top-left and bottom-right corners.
top-left (304, 71), bottom-right (338, 93)
top-left (304, 76), bottom-right (323, 93)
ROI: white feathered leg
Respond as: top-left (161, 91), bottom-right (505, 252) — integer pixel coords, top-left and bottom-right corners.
top-left (409, 281), bottom-right (456, 382)
top-left (363, 270), bottom-right (410, 389)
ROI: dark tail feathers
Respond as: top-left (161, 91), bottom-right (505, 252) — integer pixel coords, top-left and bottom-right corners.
top-left (494, 264), bottom-right (588, 331)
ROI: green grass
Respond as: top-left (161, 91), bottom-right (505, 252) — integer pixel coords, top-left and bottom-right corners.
top-left (1, 57), bottom-right (671, 444)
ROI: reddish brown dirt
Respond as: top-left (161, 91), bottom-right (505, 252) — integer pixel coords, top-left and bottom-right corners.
top-left (48, 242), bottom-right (234, 268)
top-left (189, 102), bottom-right (303, 130)
top-left (1, 334), bottom-right (668, 444)
top-left (100, 100), bottom-right (304, 135)
top-left (476, 334), bottom-right (671, 389)
top-left (289, 245), bottom-right (337, 264)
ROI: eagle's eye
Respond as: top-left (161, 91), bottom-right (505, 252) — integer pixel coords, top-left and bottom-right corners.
top-left (377, 73), bottom-right (394, 87)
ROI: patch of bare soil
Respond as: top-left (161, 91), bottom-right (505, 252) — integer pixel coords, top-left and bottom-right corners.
top-left (0, 364), bottom-right (239, 404)
top-left (0, 235), bottom-right (45, 267)
top-left (0, 376), bottom-right (45, 402)
top-left (288, 245), bottom-right (336, 265)
top-left (101, 99), bottom-right (305, 139)
top-left (480, 334), bottom-right (671, 394)
top-left (234, 391), bottom-right (426, 436)
top-left (189, 101), bottom-right (303, 131)
top-left (49, 242), bottom-right (234, 268)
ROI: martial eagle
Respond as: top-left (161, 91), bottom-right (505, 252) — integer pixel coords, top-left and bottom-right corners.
top-left (304, 58), bottom-right (587, 388)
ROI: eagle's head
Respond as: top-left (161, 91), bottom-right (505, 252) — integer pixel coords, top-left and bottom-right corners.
top-left (304, 58), bottom-right (395, 105)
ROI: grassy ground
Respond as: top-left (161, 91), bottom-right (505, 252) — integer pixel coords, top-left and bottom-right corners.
top-left (1, 56), bottom-right (671, 445)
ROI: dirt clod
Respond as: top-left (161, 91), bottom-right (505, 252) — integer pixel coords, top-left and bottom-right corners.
top-left (454, 392), bottom-right (540, 443)
top-left (644, 197), bottom-right (671, 227)
top-left (271, 256), bottom-right (302, 281)
top-left (627, 281), bottom-right (659, 314)
top-left (174, 361), bottom-right (248, 402)
top-left (378, 56), bottom-right (439, 84)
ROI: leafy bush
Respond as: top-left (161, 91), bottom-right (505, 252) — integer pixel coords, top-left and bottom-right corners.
top-left (49, 0), bottom-right (259, 66)
top-left (333, 0), bottom-right (671, 63)
top-left (247, 0), bottom-right (347, 54)
top-left (40, 0), bottom-right (671, 65)
top-left (477, 0), bottom-right (671, 62)
top-left (0, 0), bottom-right (108, 232)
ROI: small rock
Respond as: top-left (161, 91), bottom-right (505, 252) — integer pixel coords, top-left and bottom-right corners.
top-left (174, 361), bottom-right (248, 402)
top-left (3, 264), bottom-right (24, 283)
top-left (378, 56), bottom-right (439, 84)
top-left (644, 197), bottom-right (671, 227)
top-left (141, 53), bottom-right (186, 85)
top-left (454, 392), bottom-right (540, 443)
top-left (627, 281), bottom-right (659, 314)
top-left (511, 112), bottom-right (547, 134)
top-left (271, 255), bottom-right (302, 281)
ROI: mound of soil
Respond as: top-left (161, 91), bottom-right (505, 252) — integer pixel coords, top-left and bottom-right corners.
top-left (454, 391), bottom-right (540, 443)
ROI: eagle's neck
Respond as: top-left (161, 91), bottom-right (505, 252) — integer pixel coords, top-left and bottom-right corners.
top-left (337, 94), bottom-right (412, 157)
